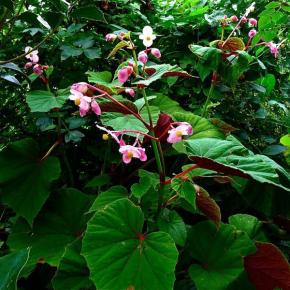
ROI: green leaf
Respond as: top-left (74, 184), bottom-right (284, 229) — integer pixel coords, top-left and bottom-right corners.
top-left (256, 74), bottom-right (276, 95)
top-left (0, 74), bottom-right (20, 85)
top-left (0, 138), bottom-right (61, 225)
top-left (262, 145), bottom-right (286, 156)
top-left (0, 0), bottom-right (13, 11)
top-left (280, 134), bottom-right (290, 147)
top-left (85, 174), bottom-right (111, 188)
top-left (60, 45), bottom-right (83, 60)
top-left (71, 6), bottom-right (106, 22)
top-left (88, 186), bottom-right (128, 213)
top-left (171, 179), bottom-right (196, 211)
top-left (82, 198), bottom-right (178, 290)
top-left (131, 169), bottom-right (160, 199)
top-left (0, 248), bottom-right (30, 290)
top-left (100, 112), bottom-right (148, 134)
top-left (26, 90), bottom-right (67, 112)
top-left (157, 209), bottom-right (187, 246)
top-left (52, 239), bottom-right (94, 290)
top-left (188, 221), bottom-right (256, 290)
top-left (173, 112), bottom-right (225, 139)
top-left (8, 188), bottom-right (93, 274)
top-left (84, 47), bottom-right (101, 59)
top-left (229, 214), bottom-right (264, 240)
top-left (134, 64), bottom-right (191, 86)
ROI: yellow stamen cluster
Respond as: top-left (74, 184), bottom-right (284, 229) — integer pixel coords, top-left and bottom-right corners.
top-left (127, 151), bottom-right (134, 158)
top-left (102, 134), bottom-right (109, 141)
top-left (74, 98), bottom-right (81, 106)
top-left (175, 130), bottom-right (183, 137)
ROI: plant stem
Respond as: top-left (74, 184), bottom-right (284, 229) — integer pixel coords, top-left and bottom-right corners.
top-left (141, 89), bottom-right (165, 182)
top-left (201, 81), bottom-right (215, 118)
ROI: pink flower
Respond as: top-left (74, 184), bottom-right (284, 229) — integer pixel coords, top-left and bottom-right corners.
top-left (230, 15), bottom-right (238, 22)
top-left (25, 46), bottom-right (39, 63)
top-left (71, 82), bottom-right (88, 94)
top-left (69, 89), bottom-right (92, 117)
top-left (91, 99), bottom-right (101, 115)
top-left (118, 67), bottom-right (133, 84)
top-left (33, 64), bottom-right (43, 75)
top-left (128, 60), bottom-right (134, 67)
top-left (248, 29), bottom-right (257, 38)
top-left (138, 51), bottom-right (148, 64)
top-left (249, 18), bottom-right (257, 26)
top-left (137, 147), bottom-right (147, 161)
top-left (105, 33), bottom-right (117, 42)
top-left (119, 145), bottom-right (142, 164)
top-left (125, 88), bottom-right (135, 97)
top-left (240, 16), bottom-right (247, 24)
top-left (151, 48), bottom-right (161, 58)
top-left (267, 42), bottom-right (279, 58)
top-left (167, 122), bottom-right (193, 144)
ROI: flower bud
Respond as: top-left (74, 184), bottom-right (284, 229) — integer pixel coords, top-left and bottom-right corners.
top-left (71, 82), bottom-right (88, 94)
top-left (125, 88), bottom-right (135, 97)
top-left (230, 15), bottom-right (238, 22)
top-left (105, 33), bottom-right (117, 42)
top-left (240, 16), bottom-right (247, 24)
top-left (118, 67), bottom-right (133, 84)
top-left (249, 18), bottom-right (257, 26)
top-left (138, 51), bottom-right (148, 64)
top-left (33, 64), bottom-right (43, 75)
top-left (248, 29), bottom-right (257, 38)
top-left (24, 62), bottom-right (33, 69)
top-left (128, 60), bottom-right (134, 67)
top-left (151, 48), bottom-right (161, 58)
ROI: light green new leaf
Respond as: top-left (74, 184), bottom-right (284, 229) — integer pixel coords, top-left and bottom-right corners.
top-left (188, 221), bottom-right (256, 290)
top-left (0, 138), bottom-right (61, 225)
top-left (0, 248), bottom-right (30, 290)
top-left (52, 239), bottom-right (94, 290)
top-left (26, 90), bottom-right (67, 112)
top-left (82, 198), bottom-right (178, 290)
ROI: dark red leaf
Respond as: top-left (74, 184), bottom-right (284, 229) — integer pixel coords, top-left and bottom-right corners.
top-left (99, 100), bottom-right (138, 114)
top-left (195, 185), bottom-right (221, 226)
top-left (144, 68), bottom-right (194, 78)
top-left (210, 118), bottom-right (238, 134)
top-left (244, 242), bottom-right (290, 290)
top-left (154, 113), bottom-right (173, 142)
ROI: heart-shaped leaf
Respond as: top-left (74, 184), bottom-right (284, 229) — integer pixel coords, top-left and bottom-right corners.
top-left (0, 138), bottom-right (61, 225)
top-left (82, 198), bottom-right (178, 290)
top-left (188, 221), bottom-right (256, 290)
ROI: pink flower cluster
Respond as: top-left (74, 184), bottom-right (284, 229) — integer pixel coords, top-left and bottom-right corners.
top-left (69, 82), bottom-right (101, 117)
top-left (24, 47), bottom-right (48, 77)
top-left (138, 48), bottom-right (161, 64)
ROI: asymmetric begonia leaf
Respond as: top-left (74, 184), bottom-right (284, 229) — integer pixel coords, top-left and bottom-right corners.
top-left (52, 239), bottom-right (94, 290)
top-left (7, 188), bottom-right (93, 274)
top-left (188, 221), bottom-right (256, 290)
top-left (0, 248), bottom-right (30, 290)
top-left (244, 242), bottom-right (290, 290)
top-left (82, 198), bottom-right (178, 290)
top-left (0, 138), bottom-right (61, 225)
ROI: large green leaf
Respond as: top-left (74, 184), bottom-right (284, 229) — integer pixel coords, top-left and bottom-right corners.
top-left (188, 221), bottom-right (256, 290)
top-left (52, 239), bottom-right (94, 290)
top-left (0, 138), bottom-right (61, 225)
top-left (0, 248), bottom-right (30, 290)
top-left (71, 6), bottom-right (106, 22)
top-left (8, 188), bottom-right (93, 274)
top-left (26, 90), bottom-right (67, 112)
top-left (82, 198), bottom-right (178, 290)
top-left (173, 112), bottom-right (225, 139)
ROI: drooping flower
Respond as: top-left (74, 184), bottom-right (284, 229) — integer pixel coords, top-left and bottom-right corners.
top-left (167, 122), bottom-right (193, 144)
top-left (69, 89), bottom-right (91, 117)
top-left (118, 66), bottom-right (133, 83)
top-left (119, 145), bottom-right (142, 164)
top-left (248, 29), bottom-right (257, 39)
top-left (267, 42), bottom-right (279, 58)
top-left (33, 64), bottom-right (43, 75)
top-left (139, 26), bottom-right (156, 47)
top-left (125, 88), bottom-right (135, 97)
top-left (105, 33), bottom-right (117, 42)
top-left (137, 147), bottom-right (147, 161)
top-left (230, 15), bottom-right (238, 22)
top-left (249, 18), bottom-right (257, 26)
top-left (25, 46), bottom-right (39, 63)
top-left (138, 51), bottom-right (148, 64)
top-left (151, 48), bottom-right (161, 58)
top-left (91, 99), bottom-right (102, 115)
